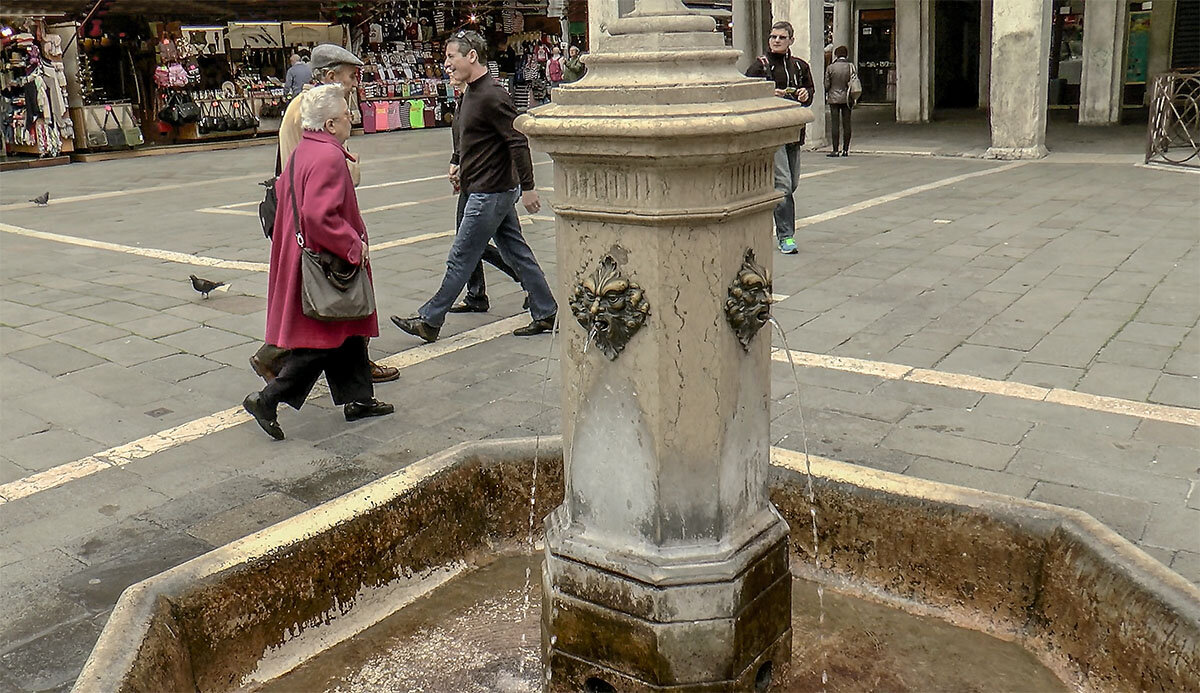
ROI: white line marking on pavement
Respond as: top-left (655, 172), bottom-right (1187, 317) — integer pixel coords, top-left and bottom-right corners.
top-left (795, 161), bottom-right (1027, 229)
top-left (372, 229), bottom-right (455, 250)
top-left (770, 347), bottom-right (1199, 427)
top-left (0, 174), bottom-right (266, 212)
top-left (0, 315), bottom-right (529, 505)
top-left (206, 160), bottom-right (555, 212)
top-left (0, 222), bottom-right (270, 272)
top-left (359, 192), bottom-right (457, 214)
top-left (796, 167), bottom-right (851, 180)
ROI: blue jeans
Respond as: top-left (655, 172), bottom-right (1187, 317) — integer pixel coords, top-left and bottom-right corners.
top-left (420, 187), bottom-right (556, 328)
top-left (772, 142), bottom-right (801, 242)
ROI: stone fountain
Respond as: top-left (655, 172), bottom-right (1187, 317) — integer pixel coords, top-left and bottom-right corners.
top-left (513, 0), bottom-right (810, 688)
top-left (71, 3), bottom-right (1200, 693)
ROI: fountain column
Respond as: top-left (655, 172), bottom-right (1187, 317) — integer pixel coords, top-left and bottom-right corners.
top-left (517, 1), bottom-right (812, 690)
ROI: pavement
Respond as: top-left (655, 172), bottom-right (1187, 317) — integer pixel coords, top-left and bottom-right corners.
top-left (0, 121), bottom-right (1197, 692)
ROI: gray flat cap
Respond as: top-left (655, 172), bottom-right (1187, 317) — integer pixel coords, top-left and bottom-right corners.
top-left (310, 44), bottom-right (364, 72)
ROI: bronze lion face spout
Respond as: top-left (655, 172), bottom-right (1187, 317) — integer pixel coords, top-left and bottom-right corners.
top-left (570, 255), bottom-right (651, 360)
top-left (726, 249), bottom-right (773, 351)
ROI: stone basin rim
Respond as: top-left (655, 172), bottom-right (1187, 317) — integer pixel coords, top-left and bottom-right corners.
top-left (72, 437), bottom-right (1200, 693)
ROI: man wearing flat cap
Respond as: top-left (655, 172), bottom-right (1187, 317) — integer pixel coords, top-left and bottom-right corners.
top-left (250, 44), bottom-right (402, 384)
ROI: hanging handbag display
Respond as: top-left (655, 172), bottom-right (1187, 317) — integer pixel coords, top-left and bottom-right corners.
top-left (101, 105), bottom-right (126, 147)
top-left (287, 156), bottom-right (375, 322)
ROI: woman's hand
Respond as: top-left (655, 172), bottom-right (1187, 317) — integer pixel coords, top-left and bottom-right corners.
top-left (361, 240), bottom-right (370, 266)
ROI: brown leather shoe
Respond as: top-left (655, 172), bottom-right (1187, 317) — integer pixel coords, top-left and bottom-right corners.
top-left (370, 361), bottom-right (399, 383)
top-left (249, 355), bottom-right (277, 383)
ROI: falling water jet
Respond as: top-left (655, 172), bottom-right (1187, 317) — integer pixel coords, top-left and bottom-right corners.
top-left (769, 317), bottom-right (828, 692)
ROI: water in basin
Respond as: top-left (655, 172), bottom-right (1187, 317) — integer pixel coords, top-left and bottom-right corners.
top-left (258, 553), bottom-right (1067, 693)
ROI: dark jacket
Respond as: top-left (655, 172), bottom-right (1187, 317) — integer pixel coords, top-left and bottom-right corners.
top-left (450, 72), bottom-right (535, 194)
top-left (825, 57), bottom-right (855, 105)
top-left (745, 51), bottom-right (814, 143)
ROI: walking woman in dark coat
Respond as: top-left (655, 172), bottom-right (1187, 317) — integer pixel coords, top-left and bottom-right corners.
top-left (825, 45), bottom-right (856, 157)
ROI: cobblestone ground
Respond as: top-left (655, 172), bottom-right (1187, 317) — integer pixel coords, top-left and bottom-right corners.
top-left (1, 128), bottom-right (1196, 691)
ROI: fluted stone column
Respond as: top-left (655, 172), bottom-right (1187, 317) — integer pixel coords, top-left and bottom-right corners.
top-left (986, 0), bottom-right (1051, 159)
top-left (895, 0), bottom-right (932, 123)
top-left (1080, 0), bottom-right (1128, 124)
top-left (517, 0), bottom-right (811, 689)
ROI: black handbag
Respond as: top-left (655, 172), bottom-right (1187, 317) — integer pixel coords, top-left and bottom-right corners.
top-left (287, 156), bottom-right (375, 321)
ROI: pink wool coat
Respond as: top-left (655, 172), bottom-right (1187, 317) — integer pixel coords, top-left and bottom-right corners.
top-left (266, 130), bottom-right (378, 349)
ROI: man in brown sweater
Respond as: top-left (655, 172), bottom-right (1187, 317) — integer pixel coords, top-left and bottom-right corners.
top-left (391, 30), bottom-right (557, 342)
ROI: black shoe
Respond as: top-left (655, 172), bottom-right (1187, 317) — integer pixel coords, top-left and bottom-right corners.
top-left (344, 398), bottom-right (395, 422)
top-left (522, 295), bottom-right (530, 310)
top-left (840, 151), bottom-right (849, 157)
top-left (449, 300), bottom-right (489, 313)
top-left (243, 393), bottom-right (284, 440)
top-left (827, 151), bottom-right (840, 157)
top-left (390, 315), bottom-right (440, 343)
top-left (513, 316), bottom-right (555, 337)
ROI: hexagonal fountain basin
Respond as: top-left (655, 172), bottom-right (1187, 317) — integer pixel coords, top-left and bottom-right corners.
top-left (257, 553), bottom-right (1067, 693)
top-left (72, 438), bottom-right (1200, 693)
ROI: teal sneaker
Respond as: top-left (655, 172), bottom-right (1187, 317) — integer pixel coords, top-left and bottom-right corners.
top-left (779, 237), bottom-right (798, 254)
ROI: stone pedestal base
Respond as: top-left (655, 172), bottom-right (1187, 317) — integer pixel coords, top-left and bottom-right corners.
top-left (542, 524), bottom-right (792, 692)
top-left (985, 145), bottom-right (1048, 160)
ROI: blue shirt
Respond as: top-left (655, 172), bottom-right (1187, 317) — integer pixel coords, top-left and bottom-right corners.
top-left (284, 62), bottom-right (313, 97)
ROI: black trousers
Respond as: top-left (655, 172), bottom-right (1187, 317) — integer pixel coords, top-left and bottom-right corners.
top-left (259, 336), bottom-right (373, 412)
top-left (460, 192), bottom-right (520, 304)
top-left (830, 103), bottom-right (853, 152)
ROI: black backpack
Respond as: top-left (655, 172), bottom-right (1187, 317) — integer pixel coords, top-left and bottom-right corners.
top-left (258, 146), bottom-right (282, 239)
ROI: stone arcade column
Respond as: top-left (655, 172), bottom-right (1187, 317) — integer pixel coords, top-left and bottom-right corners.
top-left (516, 0), bottom-right (812, 689)
top-left (987, 0), bottom-right (1052, 158)
top-left (979, 0), bottom-right (993, 110)
top-left (895, 0), bottom-right (932, 123)
top-left (733, 0), bottom-right (772, 73)
top-left (832, 0), bottom-right (853, 55)
top-left (1080, 0), bottom-right (1129, 124)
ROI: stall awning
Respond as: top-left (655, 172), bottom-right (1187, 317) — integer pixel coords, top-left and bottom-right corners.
top-left (0, 1), bottom-right (383, 22)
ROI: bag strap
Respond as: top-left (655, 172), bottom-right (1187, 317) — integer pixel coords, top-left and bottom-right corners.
top-left (287, 151), bottom-right (305, 250)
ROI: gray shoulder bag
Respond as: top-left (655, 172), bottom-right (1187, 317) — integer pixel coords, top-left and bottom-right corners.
top-left (288, 156), bottom-right (376, 321)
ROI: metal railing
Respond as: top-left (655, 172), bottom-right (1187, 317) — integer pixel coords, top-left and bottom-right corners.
top-left (1146, 71), bottom-right (1200, 168)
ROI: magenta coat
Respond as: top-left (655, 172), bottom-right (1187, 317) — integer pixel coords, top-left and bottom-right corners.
top-left (265, 130), bottom-right (379, 350)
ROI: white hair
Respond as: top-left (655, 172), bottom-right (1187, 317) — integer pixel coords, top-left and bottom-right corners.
top-left (300, 84), bottom-right (348, 131)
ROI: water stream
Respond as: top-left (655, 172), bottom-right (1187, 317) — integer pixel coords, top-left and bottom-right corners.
top-left (520, 313), bottom-right (561, 674)
top-left (769, 317), bottom-right (828, 692)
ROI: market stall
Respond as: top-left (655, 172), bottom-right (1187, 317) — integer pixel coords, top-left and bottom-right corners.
top-left (1, 17), bottom-right (76, 158)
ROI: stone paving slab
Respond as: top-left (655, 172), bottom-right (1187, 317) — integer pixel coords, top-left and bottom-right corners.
top-left (1, 131), bottom-right (1197, 691)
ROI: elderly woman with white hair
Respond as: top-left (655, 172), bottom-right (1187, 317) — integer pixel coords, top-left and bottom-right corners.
top-left (242, 84), bottom-right (392, 440)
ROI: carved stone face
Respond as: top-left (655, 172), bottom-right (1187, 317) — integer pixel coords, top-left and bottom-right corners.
top-left (569, 255), bottom-right (651, 360)
top-left (725, 249), bottom-right (772, 350)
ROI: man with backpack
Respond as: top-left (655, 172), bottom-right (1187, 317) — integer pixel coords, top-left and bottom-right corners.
top-left (745, 21), bottom-right (814, 256)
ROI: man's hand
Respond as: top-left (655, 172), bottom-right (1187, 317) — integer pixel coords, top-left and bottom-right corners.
top-left (795, 87), bottom-right (810, 102)
top-left (448, 164), bottom-right (461, 192)
top-left (522, 190), bottom-right (541, 214)
top-left (774, 88), bottom-right (789, 98)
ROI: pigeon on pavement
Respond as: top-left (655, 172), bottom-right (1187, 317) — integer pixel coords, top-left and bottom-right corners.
top-left (189, 274), bottom-right (225, 298)
top-left (30, 192), bottom-right (49, 206)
